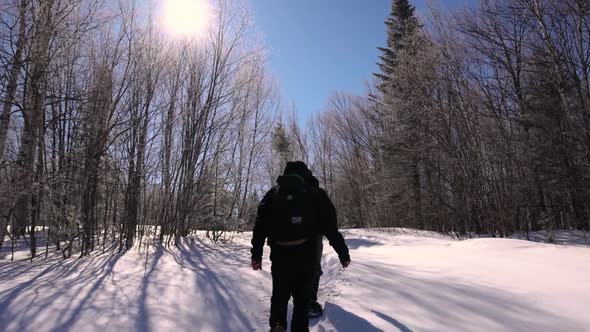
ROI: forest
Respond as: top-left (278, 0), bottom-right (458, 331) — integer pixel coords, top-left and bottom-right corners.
top-left (1, 0), bottom-right (589, 260)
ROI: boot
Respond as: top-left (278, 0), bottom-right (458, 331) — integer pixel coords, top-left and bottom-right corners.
top-left (270, 324), bottom-right (285, 332)
top-left (308, 301), bottom-right (323, 318)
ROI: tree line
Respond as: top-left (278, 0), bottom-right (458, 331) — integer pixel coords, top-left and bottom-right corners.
top-left (0, 0), bottom-right (279, 258)
top-left (2, 0), bottom-right (589, 260)
top-left (279, 0), bottom-right (590, 237)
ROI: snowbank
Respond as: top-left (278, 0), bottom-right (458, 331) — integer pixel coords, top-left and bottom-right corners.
top-left (1, 229), bottom-right (589, 331)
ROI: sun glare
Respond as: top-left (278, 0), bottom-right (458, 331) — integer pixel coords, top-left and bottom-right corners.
top-left (162, 0), bottom-right (211, 38)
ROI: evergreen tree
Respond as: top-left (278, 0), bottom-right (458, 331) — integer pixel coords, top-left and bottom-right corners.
top-left (271, 122), bottom-right (293, 171)
top-left (372, 0), bottom-right (425, 229)
top-left (374, 0), bottom-right (420, 95)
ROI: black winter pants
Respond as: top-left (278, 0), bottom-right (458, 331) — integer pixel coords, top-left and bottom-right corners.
top-left (309, 235), bottom-right (323, 303)
top-left (269, 241), bottom-right (314, 332)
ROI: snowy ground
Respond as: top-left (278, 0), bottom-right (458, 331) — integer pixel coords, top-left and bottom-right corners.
top-left (1, 229), bottom-right (589, 332)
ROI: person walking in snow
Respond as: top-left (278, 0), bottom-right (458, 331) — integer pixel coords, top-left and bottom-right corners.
top-left (250, 161), bottom-right (351, 332)
top-left (295, 169), bottom-right (325, 319)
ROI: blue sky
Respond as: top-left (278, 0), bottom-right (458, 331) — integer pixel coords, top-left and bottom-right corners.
top-left (249, 0), bottom-right (471, 119)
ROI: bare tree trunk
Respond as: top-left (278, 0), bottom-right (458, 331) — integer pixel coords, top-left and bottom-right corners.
top-left (14, 0), bottom-right (54, 240)
top-left (412, 159), bottom-right (423, 229)
top-left (0, 0), bottom-right (27, 161)
top-left (30, 110), bottom-right (45, 258)
top-left (0, 0), bottom-right (28, 249)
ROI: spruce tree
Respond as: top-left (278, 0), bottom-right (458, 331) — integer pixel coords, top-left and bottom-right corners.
top-left (271, 122), bottom-right (293, 171)
top-left (374, 0), bottom-right (420, 95)
top-left (372, 0), bottom-right (424, 229)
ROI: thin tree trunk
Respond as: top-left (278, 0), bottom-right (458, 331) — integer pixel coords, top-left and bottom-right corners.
top-left (30, 111), bottom-right (45, 259)
top-left (0, 0), bottom-right (27, 161)
top-left (14, 0), bottom-right (54, 240)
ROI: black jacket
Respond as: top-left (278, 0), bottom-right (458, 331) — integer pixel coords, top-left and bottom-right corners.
top-left (250, 180), bottom-right (350, 265)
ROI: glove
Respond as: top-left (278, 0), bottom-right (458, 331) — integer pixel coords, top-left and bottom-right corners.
top-left (251, 260), bottom-right (262, 271)
top-left (341, 260), bottom-right (351, 269)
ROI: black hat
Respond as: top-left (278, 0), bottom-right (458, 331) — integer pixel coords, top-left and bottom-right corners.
top-left (283, 161), bottom-right (312, 178)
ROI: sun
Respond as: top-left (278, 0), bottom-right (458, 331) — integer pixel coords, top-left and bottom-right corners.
top-left (161, 0), bottom-right (211, 38)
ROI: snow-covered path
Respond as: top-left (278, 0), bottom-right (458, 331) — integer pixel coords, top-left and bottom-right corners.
top-left (1, 230), bottom-right (589, 331)
top-left (0, 236), bottom-right (272, 331)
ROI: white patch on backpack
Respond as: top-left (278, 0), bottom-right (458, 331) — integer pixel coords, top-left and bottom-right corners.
top-left (287, 195), bottom-right (293, 200)
top-left (291, 216), bottom-right (302, 224)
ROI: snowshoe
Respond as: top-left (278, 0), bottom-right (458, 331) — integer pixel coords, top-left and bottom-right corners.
top-left (308, 301), bottom-right (323, 318)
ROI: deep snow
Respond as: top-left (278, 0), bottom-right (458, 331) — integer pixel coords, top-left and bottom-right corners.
top-left (1, 229), bottom-right (589, 331)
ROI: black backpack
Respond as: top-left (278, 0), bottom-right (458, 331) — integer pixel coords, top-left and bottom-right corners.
top-left (268, 174), bottom-right (317, 242)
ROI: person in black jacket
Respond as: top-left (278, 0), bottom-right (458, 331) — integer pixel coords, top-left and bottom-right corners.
top-left (251, 161), bottom-right (351, 332)
top-left (299, 175), bottom-right (325, 318)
